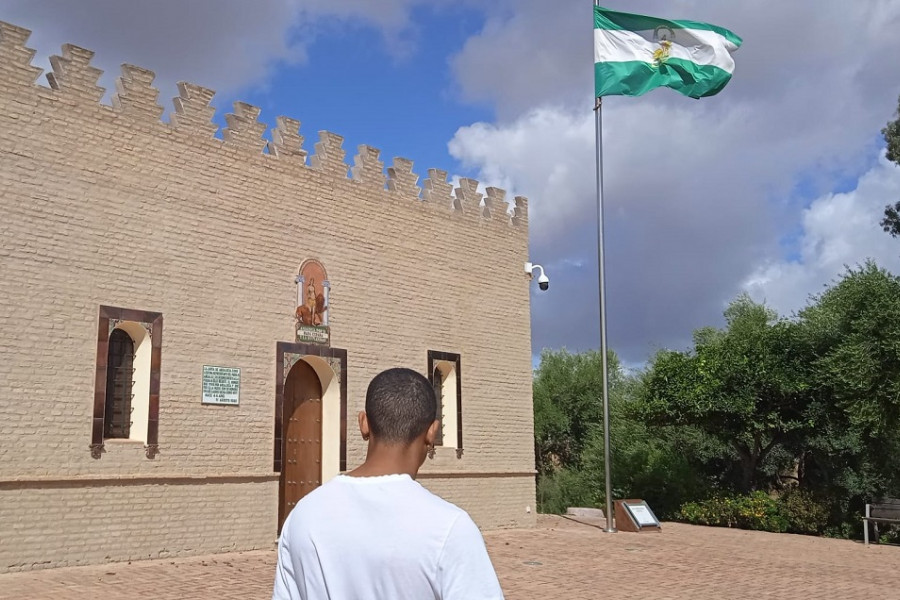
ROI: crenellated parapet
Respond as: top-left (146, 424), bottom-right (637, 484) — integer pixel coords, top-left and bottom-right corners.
top-left (223, 102), bottom-right (267, 154)
top-left (171, 82), bottom-right (217, 137)
top-left (351, 145), bottom-right (386, 189)
top-left (0, 20), bottom-right (528, 230)
top-left (310, 131), bottom-right (347, 176)
top-left (0, 22), bottom-right (42, 86)
top-left (483, 187), bottom-right (509, 222)
top-left (47, 44), bottom-right (105, 102)
top-left (422, 169), bottom-right (454, 208)
top-left (454, 178), bottom-right (482, 215)
top-left (112, 64), bottom-right (164, 120)
top-left (513, 196), bottom-right (529, 227)
top-left (386, 158), bottom-right (419, 197)
top-left (268, 116), bottom-right (307, 162)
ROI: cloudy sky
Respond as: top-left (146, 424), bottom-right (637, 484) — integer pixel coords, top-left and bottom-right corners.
top-left (4, 0), bottom-right (900, 365)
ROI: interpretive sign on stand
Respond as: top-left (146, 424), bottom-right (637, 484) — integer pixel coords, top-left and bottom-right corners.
top-left (614, 499), bottom-right (661, 533)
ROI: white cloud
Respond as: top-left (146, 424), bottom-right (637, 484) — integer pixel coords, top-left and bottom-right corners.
top-left (449, 101), bottom-right (784, 359)
top-left (446, 0), bottom-right (900, 361)
top-left (453, 1), bottom-right (900, 120)
top-left (0, 0), bottom-right (430, 102)
top-left (743, 157), bottom-right (900, 315)
top-left (450, 0), bottom-right (588, 118)
top-left (449, 107), bottom-right (593, 241)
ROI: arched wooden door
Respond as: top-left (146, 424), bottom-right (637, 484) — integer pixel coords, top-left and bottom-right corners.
top-left (279, 360), bottom-right (323, 530)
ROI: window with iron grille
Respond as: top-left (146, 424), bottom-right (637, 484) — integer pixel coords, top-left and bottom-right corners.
top-left (104, 328), bottom-right (134, 439)
top-left (91, 306), bottom-right (163, 459)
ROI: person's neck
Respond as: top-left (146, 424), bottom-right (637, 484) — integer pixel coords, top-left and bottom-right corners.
top-left (346, 441), bottom-right (423, 479)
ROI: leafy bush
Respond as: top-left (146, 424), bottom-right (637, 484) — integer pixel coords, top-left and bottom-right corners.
top-left (678, 492), bottom-right (789, 532)
top-left (876, 523), bottom-right (900, 544)
top-left (780, 489), bottom-right (829, 535)
top-left (578, 421), bottom-right (714, 519)
top-left (679, 490), bottom-right (835, 535)
top-left (823, 522), bottom-right (855, 539)
top-left (536, 468), bottom-right (595, 514)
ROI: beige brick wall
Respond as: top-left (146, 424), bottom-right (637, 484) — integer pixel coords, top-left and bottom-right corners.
top-left (0, 21), bottom-right (536, 571)
top-left (0, 478), bottom-right (278, 572)
top-left (421, 475), bottom-right (538, 530)
top-left (0, 474), bottom-right (535, 572)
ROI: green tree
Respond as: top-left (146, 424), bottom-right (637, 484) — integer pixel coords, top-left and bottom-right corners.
top-left (638, 296), bottom-right (810, 493)
top-left (801, 262), bottom-right (900, 434)
top-left (533, 349), bottom-right (625, 474)
top-left (792, 262), bottom-right (900, 526)
top-left (578, 411), bottom-right (714, 518)
top-left (533, 348), bottom-right (709, 517)
top-left (880, 94), bottom-right (900, 237)
top-left (532, 349), bottom-right (625, 512)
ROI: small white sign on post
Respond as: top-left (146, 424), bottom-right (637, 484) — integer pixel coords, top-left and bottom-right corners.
top-left (202, 365), bottom-right (241, 405)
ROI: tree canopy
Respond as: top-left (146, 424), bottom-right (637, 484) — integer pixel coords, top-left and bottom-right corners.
top-left (881, 94), bottom-right (900, 237)
top-left (533, 349), bottom-right (624, 474)
top-left (800, 262), bottom-right (900, 435)
top-left (638, 295), bottom-right (810, 492)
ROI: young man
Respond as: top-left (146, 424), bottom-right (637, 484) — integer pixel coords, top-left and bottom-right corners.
top-left (272, 367), bottom-right (504, 600)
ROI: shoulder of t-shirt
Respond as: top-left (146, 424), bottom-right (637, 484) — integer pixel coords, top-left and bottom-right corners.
top-left (436, 510), bottom-right (488, 570)
top-left (418, 489), bottom-right (492, 554)
top-left (283, 478), bottom-right (341, 525)
top-left (295, 475), bottom-right (470, 519)
top-left (446, 509), bottom-right (481, 538)
top-left (408, 479), bottom-right (472, 518)
top-left (295, 477), bottom-right (341, 508)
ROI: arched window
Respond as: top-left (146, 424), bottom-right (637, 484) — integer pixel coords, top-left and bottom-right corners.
top-left (104, 329), bottom-right (134, 439)
top-left (91, 306), bottom-right (163, 459)
top-left (427, 351), bottom-right (462, 451)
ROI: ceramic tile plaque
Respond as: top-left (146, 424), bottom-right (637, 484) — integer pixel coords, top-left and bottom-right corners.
top-left (295, 259), bottom-right (330, 345)
top-left (202, 365), bottom-right (241, 405)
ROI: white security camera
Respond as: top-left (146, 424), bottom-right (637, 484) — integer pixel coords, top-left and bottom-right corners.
top-left (524, 262), bottom-right (550, 291)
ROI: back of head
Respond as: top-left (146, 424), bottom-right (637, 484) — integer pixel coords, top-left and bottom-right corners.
top-left (365, 368), bottom-right (436, 445)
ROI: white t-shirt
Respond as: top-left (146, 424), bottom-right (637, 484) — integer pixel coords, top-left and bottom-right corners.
top-left (272, 473), bottom-right (504, 600)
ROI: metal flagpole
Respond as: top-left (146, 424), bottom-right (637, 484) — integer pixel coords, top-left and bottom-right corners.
top-left (594, 95), bottom-right (616, 534)
top-left (594, 0), bottom-right (616, 534)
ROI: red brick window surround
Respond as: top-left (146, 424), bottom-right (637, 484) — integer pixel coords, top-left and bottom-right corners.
top-left (91, 305), bottom-right (163, 459)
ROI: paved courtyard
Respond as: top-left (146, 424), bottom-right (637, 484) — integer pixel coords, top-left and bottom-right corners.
top-left (1, 515), bottom-right (898, 599)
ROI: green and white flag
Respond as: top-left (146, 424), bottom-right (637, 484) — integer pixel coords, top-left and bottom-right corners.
top-left (594, 6), bottom-right (742, 99)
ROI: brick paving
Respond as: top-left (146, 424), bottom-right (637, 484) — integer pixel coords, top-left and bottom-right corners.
top-left (2, 515), bottom-right (898, 599)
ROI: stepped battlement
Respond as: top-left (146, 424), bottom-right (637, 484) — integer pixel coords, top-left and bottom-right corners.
top-left (0, 21), bottom-right (528, 230)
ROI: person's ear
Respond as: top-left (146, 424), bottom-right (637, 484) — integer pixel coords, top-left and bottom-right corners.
top-left (358, 411), bottom-right (371, 441)
top-left (424, 419), bottom-right (440, 447)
